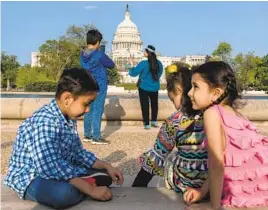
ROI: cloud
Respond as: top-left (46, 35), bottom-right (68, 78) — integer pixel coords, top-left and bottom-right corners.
top-left (84, 5), bottom-right (98, 10)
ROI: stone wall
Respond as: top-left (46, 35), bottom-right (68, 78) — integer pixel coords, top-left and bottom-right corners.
top-left (1, 98), bottom-right (268, 121)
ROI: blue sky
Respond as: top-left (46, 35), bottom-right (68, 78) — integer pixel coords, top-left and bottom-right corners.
top-left (2, 1), bottom-right (268, 65)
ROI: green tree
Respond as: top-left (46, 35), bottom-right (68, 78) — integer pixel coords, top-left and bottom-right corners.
top-left (254, 54), bottom-right (268, 88)
top-left (235, 52), bottom-right (262, 89)
top-left (1, 52), bottom-right (20, 90)
top-left (39, 39), bottom-right (79, 81)
top-left (60, 24), bottom-right (100, 48)
top-left (212, 42), bottom-right (232, 61)
top-left (107, 67), bottom-right (120, 85)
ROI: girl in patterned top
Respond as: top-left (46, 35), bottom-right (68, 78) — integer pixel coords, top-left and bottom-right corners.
top-left (132, 63), bottom-right (209, 204)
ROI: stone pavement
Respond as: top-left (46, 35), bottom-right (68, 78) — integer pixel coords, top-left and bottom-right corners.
top-left (1, 121), bottom-right (268, 210)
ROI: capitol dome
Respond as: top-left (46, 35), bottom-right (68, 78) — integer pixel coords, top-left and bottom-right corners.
top-left (116, 9), bottom-right (139, 34)
top-left (111, 5), bottom-right (144, 71)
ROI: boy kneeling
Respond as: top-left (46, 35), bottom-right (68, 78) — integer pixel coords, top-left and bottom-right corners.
top-left (4, 68), bottom-right (124, 209)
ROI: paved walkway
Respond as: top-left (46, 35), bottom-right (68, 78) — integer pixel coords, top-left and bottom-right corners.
top-left (1, 121), bottom-right (268, 210)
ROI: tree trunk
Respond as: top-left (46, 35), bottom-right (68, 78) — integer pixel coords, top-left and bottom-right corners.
top-left (6, 79), bottom-right (10, 91)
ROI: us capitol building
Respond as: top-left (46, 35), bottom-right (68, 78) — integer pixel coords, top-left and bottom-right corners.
top-left (31, 5), bottom-right (207, 84)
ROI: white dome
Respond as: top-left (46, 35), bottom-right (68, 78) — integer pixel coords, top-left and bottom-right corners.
top-left (116, 11), bottom-right (139, 34)
top-left (111, 5), bottom-right (144, 71)
top-left (112, 5), bottom-right (142, 44)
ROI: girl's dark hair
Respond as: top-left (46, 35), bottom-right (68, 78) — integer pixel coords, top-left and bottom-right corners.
top-left (166, 63), bottom-right (198, 117)
top-left (55, 68), bottom-right (99, 99)
top-left (193, 61), bottom-right (243, 109)
top-left (145, 45), bottom-right (159, 81)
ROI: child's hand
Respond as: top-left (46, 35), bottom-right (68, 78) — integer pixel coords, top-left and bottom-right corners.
top-left (183, 187), bottom-right (204, 205)
top-left (106, 165), bottom-right (124, 186)
top-left (89, 186), bottom-right (112, 201)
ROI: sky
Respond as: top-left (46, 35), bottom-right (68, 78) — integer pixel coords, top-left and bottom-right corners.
top-left (1, 1), bottom-right (268, 65)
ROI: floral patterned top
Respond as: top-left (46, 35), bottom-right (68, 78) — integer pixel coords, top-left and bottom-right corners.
top-left (139, 110), bottom-right (208, 193)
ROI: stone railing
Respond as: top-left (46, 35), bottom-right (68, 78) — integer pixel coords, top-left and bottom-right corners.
top-left (1, 98), bottom-right (268, 121)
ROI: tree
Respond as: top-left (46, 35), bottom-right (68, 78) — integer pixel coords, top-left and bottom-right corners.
top-left (107, 67), bottom-right (120, 85)
top-left (60, 24), bottom-right (107, 49)
top-left (212, 42), bottom-right (232, 61)
top-left (39, 39), bottom-right (79, 81)
top-left (254, 54), bottom-right (268, 88)
top-left (1, 52), bottom-right (20, 90)
top-left (235, 52), bottom-right (262, 89)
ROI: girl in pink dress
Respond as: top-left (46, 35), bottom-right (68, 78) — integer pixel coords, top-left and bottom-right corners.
top-left (186, 61), bottom-right (268, 210)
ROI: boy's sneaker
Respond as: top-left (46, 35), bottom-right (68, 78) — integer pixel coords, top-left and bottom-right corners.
top-left (91, 138), bottom-right (110, 145)
top-left (144, 125), bottom-right (151, 130)
top-left (151, 121), bottom-right (159, 128)
top-left (85, 170), bottom-right (113, 187)
top-left (83, 136), bottom-right (94, 143)
top-left (80, 176), bottom-right (96, 185)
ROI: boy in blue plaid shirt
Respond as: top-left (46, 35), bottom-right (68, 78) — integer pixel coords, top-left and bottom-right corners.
top-left (4, 68), bottom-right (124, 209)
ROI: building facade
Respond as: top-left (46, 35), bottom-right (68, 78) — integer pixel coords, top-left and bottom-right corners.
top-left (31, 52), bottom-right (40, 67)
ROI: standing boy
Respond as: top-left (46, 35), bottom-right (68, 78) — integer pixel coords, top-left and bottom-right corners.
top-left (80, 29), bottom-right (115, 144)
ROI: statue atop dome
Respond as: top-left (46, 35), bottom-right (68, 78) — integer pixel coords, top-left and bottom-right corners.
top-left (125, 4), bottom-right (130, 20)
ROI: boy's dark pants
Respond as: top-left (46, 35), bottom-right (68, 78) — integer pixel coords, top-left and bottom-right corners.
top-left (24, 169), bottom-right (111, 209)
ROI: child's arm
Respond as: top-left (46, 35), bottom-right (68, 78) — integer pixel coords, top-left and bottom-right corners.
top-left (184, 178), bottom-right (209, 204)
top-left (92, 159), bottom-right (124, 185)
top-left (72, 142), bottom-right (124, 185)
top-left (204, 108), bottom-right (225, 210)
top-left (128, 61), bottom-right (145, 77)
top-left (99, 52), bottom-right (115, 69)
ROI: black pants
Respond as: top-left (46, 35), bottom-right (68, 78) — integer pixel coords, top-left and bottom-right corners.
top-left (138, 88), bottom-right (159, 126)
top-left (132, 168), bottom-right (154, 187)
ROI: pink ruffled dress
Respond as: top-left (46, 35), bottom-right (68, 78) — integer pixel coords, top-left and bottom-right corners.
top-left (210, 105), bottom-right (268, 208)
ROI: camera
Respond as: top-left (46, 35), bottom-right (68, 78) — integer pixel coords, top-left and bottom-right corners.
top-left (100, 44), bottom-right (105, 52)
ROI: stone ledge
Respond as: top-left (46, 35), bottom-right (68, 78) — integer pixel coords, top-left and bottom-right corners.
top-left (1, 186), bottom-right (185, 210)
top-left (1, 98), bottom-right (268, 121)
top-left (2, 185), bottom-right (267, 210)
top-left (1, 175), bottom-right (267, 210)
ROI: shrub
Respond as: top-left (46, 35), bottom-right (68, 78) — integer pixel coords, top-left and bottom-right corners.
top-left (25, 81), bottom-right (57, 92)
top-left (16, 66), bottom-right (54, 88)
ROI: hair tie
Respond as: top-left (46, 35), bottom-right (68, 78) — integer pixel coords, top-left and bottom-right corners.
top-left (166, 64), bottom-right (178, 74)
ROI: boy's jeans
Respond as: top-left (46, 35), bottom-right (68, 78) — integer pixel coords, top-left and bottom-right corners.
top-left (84, 85), bottom-right (107, 140)
top-left (25, 177), bottom-right (84, 209)
top-left (25, 169), bottom-right (111, 209)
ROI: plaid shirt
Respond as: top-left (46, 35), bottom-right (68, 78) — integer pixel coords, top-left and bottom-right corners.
top-left (4, 99), bottom-right (97, 199)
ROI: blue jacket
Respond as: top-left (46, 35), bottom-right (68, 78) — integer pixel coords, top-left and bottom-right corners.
top-left (129, 60), bottom-right (163, 92)
top-left (80, 49), bottom-right (115, 89)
